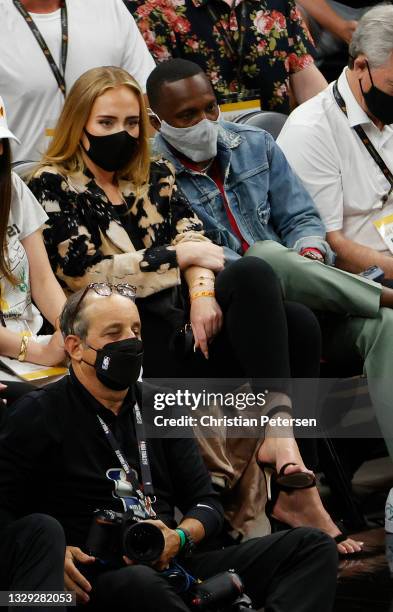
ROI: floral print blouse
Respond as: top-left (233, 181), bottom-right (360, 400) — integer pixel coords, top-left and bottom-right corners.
top-left (124, 0), bottom-right (316, 113)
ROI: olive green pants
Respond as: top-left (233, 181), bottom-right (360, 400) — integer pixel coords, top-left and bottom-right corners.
top-left (246, 240), bottom-right (393, 460)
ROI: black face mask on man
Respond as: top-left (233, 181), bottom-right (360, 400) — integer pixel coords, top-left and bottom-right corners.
top-left (360, 61), bottom-right (393, 126)
top-left (81, 129), bottom-right (139, 172)
top-left (84, 337), bottom-right (143, 391)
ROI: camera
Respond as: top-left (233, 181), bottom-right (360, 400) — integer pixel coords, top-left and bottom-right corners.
top-left (188, 570), bottom-right (256, 612)
top-left (86, 508), bottom-right (165, 564)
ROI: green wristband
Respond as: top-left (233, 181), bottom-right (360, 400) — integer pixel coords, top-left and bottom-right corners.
top-left (175, 528), bottom-right (186, 550)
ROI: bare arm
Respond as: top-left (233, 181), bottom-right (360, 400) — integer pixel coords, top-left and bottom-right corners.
top-left (327, 229), bottom-right (393, 278)
top-left (0, 326), bottom-right (65, 366)
top-left (290, 63), bottom-right (327, 105)
top-left (22, 230), bottom-right (66, 327)
top-left (298, 0), bottom-right (357, 44)
top-left (182, 263), bottom-right (223, 360)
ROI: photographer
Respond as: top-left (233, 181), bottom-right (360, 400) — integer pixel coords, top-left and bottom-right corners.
top-left (0, 285), bottom-right (338, 611)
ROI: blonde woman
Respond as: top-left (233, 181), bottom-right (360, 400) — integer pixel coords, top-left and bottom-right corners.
top-left (29, 67), bottom-right (361, 554)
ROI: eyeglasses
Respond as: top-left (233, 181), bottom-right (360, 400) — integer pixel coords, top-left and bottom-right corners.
top-left (69, 282), bottom-right (137, 334)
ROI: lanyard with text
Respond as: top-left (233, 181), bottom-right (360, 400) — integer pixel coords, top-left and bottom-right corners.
top-left (13, 0), bottom-right (68, 96)
top-left (97, 402), bottom-right (156, 517)
top-left (333, 80), bottom-right (393, 200)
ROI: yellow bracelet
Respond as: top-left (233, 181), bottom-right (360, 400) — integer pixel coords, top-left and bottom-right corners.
top-left (190, 280), bottom-right (215, 290)
top-left (190, 290), bottom-right (215, 301)
top-left (18, 333), bottom-right (29, 362)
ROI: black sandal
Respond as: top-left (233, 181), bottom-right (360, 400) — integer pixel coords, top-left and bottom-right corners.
top-left (258, 461), bottom-right (316, 518)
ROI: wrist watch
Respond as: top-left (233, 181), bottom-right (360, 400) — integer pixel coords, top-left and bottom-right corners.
top-left (176, 527), bottom-right (196, 557)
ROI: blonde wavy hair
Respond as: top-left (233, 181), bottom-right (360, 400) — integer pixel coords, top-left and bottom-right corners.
top-left (37, 66), bottom-right (150, 189)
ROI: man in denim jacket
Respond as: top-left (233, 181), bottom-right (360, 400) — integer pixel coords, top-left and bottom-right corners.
top-left (148, 58), bottom-right (393, 463)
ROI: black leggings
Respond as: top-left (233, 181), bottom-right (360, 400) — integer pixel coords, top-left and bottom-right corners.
top-left (141, 257), bottom-right (321, 380)
top-left (140, 257), bottom-right (321, 468)
top-left (86, 528), bottom-right (337, 612)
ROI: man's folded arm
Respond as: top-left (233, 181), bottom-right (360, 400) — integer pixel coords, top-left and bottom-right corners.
top-left (328, 229), bottom-right (393, 278)
top-left (268, 135), bottom-right (334, 262)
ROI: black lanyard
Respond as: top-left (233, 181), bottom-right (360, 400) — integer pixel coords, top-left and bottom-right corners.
top-left (205, 0), bottom-right (247, 91)
top-left (333, 80), bottom-right (393, 197)
top-left (13, 0), bottom-right (68, 96)
top-left (97, 402), bottom-right (156, 517)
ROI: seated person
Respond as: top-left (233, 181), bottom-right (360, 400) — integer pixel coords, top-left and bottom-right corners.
top-left (28, 66), bottom-right (361, 553)
top-left (0, 96), bottom-right (66, 401)
top-left (144, 56), bottom-right (393, 528)
top-left (0, 513), bottom-right (66, 611)
top-left (298, 0), bottom-right (383, 63)
top-left (125, 0), bottom-right (327, 114)
top-left (278, 5), bottom-right (393, 280)
top-left (0, 287), bottom-right (339, 611)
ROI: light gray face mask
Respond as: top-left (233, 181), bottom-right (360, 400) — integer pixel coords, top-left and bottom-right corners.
top-left (159, 114), bottom-right (220, 163)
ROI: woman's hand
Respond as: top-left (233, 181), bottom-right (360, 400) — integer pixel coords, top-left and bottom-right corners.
top-left (175, 242), bottom-right (225, 272)
top-left (35, 330), bottom-right (67, 366)
top-left (190, 297), bottom-right (223, 360)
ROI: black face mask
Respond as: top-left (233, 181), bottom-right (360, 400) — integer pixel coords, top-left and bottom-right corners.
top-left (360, 61), bottom-right (393, 126)
top-left (85, 337), bottom-right (143, 391)
top-left (81, 129), bottom-right (139, 172)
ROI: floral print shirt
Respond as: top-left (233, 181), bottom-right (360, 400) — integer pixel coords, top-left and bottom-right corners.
top-left (124, 0), bottom-right (316, 113)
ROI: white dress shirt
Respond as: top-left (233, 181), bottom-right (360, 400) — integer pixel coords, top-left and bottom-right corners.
top-left (277, 68), bottom-right (393, 254)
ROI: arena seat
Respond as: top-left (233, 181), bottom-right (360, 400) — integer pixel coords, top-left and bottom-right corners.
top-left (234, 111), bottom-right (288, 141)
top-left (11, 160), bottom-right (37, 180)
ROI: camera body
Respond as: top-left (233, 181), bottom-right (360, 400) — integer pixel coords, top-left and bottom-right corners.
top-left (86, 508), bottom-right (164, 564)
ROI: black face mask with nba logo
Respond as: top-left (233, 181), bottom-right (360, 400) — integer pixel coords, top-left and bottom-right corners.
top-left (87, 338), bottom-right (143, 391)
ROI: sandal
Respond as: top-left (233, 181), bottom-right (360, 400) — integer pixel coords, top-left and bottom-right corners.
top-left (257, 461), bottom-right (316, 517)
top-left (259, 462), bottom-right (362, 556)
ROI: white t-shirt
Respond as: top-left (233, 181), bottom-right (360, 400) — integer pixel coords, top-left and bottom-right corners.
top-left (277, 68), bottom-right (393, 254)
top-left (1, 173), bottom-right (48, 335)
top-left (0, 0), bottom-right (155, 162)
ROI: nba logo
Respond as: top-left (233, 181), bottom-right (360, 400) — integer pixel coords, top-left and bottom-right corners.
top-left (102, 356), bottom-right (110, 370)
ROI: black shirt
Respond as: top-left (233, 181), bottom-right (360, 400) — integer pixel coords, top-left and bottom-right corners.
top-left (0, 369), bottom-right (223, 547)
top-left (109, 202), bottom-right (145, 251)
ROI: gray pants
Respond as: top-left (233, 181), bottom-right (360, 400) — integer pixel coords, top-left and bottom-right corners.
top-left (246, 240), bottom-right (393, 460)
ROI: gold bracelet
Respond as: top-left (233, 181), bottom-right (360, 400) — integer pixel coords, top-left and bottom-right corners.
top-left (18, 333), bottom-right (29, 362)
top-left (190, 290), bottom-right (215, 301)
top-left (190, 276), bottom-right (215, 287)
top-left (190, 280), bottom-right (215, 290)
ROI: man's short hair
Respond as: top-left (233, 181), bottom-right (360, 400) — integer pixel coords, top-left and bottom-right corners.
top-left (59, 289), bottom-right (89, 340)
top-left (349, 5), bottom-right (393, 69)
top-left (146, 58), bottom-right (206, 112)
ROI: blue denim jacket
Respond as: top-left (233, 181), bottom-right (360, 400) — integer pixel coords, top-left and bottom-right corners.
top-left (154, 120), bottom-right (335, 264)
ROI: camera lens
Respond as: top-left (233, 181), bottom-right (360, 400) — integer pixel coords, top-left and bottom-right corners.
top-left (123, 522), bottom-right (165, 563)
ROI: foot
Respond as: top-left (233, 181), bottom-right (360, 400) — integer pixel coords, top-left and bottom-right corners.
top-left (271, 485), bottom-right (364, 555)
top-left (257, 435), bottom-right (314, 479)
top-left (257, 438), bottom-right (364, 555)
